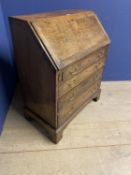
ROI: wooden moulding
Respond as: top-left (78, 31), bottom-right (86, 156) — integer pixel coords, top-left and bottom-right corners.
top-left (24, 89), bottom-right (101, 144)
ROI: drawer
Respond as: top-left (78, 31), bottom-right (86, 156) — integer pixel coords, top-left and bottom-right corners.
top-left (57, 81), bottom-right (101, 126)
top-left (58, 57), bottom-right (105, 97)
top-left (58, 47), bottom-right (106, 85)
top-left (58, 69), bottom-right (103, 110)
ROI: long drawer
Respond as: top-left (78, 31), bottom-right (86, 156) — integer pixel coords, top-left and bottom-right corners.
top-left (58, 80), bottom-right (101, 126)
top-left (58, 47), bottom-right (106, 85)
top-left (58, 69), bottom-right (103, 111)
top-left (58, 57), bottom-right (105, 97)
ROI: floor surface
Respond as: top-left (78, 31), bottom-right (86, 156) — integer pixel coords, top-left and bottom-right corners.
top-left (0, 81), bottom-right (131, 175)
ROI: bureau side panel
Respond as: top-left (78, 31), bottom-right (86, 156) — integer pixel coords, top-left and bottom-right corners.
top-left (9, 18), bottom-right (57, 128)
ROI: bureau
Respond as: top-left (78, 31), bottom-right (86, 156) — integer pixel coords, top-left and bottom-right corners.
top-left (9, 10), bottom-right (110, 143)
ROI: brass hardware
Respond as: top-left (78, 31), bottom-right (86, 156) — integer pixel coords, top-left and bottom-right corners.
top-left (58, 72), bottom-right (63, 82)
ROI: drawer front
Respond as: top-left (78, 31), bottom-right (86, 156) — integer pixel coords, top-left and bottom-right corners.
top-left (58, 47), bottom-right (106, 85)
top-left (58, 69), bottom-right (103, 111)
top-left (57, 80), bottom-right (101, 126)
top-left (58, 57), bottom-right (105, 97)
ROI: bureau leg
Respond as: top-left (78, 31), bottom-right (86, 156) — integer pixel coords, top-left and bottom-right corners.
top-left (24, 107), bottom-right (63, 144)
top-left (47, 130), bottom-right (63, 144)
top-left (93, 89), bottom-right (101, 102)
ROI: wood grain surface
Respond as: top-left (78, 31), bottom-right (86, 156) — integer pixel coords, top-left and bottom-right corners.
top-left (58, 82), bottom-right (101, 126)
top-left (14, 10), bottom-right (84, 21)
top-left (58, 69), bottom-right (103, 110)
top-left (32, 11), bottom-right (110, 69)
top-left (58, 58), bottom-right (105, 97)
top-left (58, 47), bottom-right (106, 84)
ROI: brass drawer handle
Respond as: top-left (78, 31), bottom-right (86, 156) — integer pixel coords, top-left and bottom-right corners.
top-left (69, 70), bottom-right (77, 75)
top-left (98, 49), bottom-right (105, 58)
top-left (69, 66), bottom-right (79, 75)
top-left (58, 72), bottom-right (63, 82)
top-left (69, 91), bottom-right (75, 101)
top-left (70, 96), bottom-right (74, 101)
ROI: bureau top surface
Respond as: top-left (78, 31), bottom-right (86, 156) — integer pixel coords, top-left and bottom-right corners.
top-left (13, 10), bottom-right (110, 70)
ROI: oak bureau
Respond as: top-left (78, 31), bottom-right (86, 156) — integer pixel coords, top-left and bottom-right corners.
top-left (9, 10), bottom-right (111, 143)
